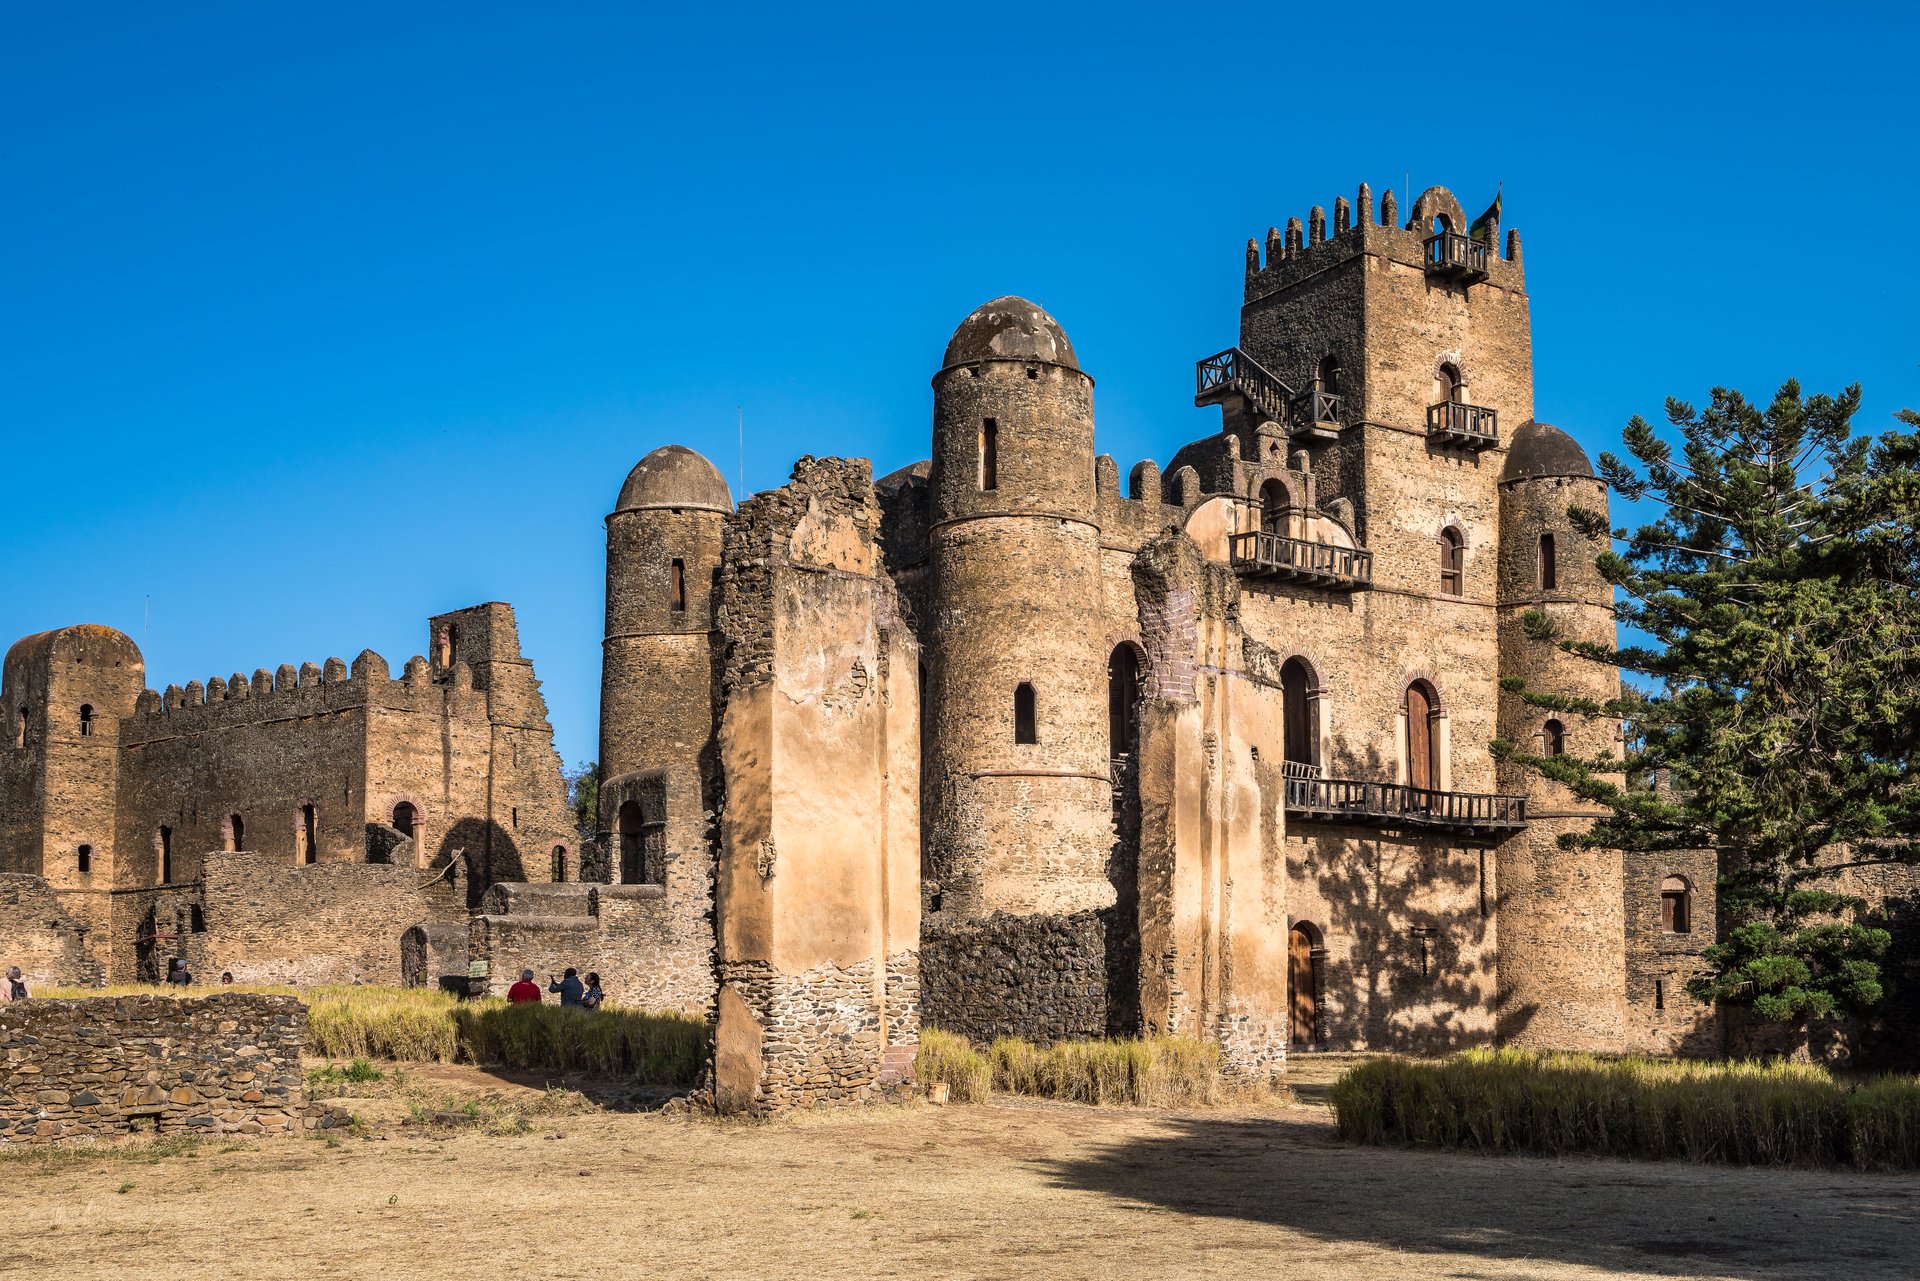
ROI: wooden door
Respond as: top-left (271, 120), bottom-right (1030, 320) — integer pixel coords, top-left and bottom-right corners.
top-left (1289, 926), bottom-right (1316, 1045)
top-left (1407, 684), bottom-right (1434, 791)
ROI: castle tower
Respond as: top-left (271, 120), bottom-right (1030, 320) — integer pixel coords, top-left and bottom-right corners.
top-left (0, 625), bottom-right (144, 935)
top-left (1495, 422), bottom-right (1627, 1049)
top-left (919, 296), bottom-right (1120, 1042)
top-left (598, 444), bottom-right (732, 1011)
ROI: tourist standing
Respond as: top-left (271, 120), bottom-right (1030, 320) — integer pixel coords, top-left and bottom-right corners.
top-left (4, 966), bottom-right (26, 1001)
top-left (166, 958), bottom-right (194, 986)
top-left (580, 972), bottom-right (604, 1010)
top-left (548, 967), bottom-right (584, 1007)
top-left (506, 969), bottom-right (542, 1004)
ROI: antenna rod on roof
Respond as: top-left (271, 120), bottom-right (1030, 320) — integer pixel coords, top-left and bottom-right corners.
top-left (738, 405), bottom-right (744, 497)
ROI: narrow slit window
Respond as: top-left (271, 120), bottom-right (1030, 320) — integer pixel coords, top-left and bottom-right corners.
top-left (671, 558), bottom-right (687, 612)
top-left (1014, 682), bottom-right (1037, 745)
top-left (158, 826), bottom-right (173, 884)
top-left (79, 704), bottom-right (93, 736)
top-left (979, 419), bottom-right (999, 492)
top-left (77, 844), bottom-right (92, 874)
top-left (1655, 979), bottom-right (1666, 1010)
top-left (300, 804), bottom-right (318, 865)
top-left (1539, 532), bottom-right (1557, 591)
top-left (552, 846), bottom-right (567, 882)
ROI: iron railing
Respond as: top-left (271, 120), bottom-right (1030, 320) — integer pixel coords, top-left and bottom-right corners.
top-left (1425, 232), bottom-right (1490, 279)
top-left (1229, 531), bottom-right (1372, 589)
top-left (1285, 775), bottom-right (1528, 832)
top-left (1427, 400), bottom-right (1499, 448)
top-left (1195, 347), bottom-right (1296, 424)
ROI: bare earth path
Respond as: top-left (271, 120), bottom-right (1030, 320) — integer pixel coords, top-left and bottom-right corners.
top-left (2, 1058), bottom-right (1915, 1281)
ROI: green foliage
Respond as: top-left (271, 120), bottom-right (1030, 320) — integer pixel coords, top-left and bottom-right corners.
top-left (1329, 1049), bottom-right (1920, 1170)
top-left (564, 759), bottom-right (601, 850)
top-left (306, 1057), bottom-right (387, 1086)
top-left (1492, 385), bottom-right (1920, 1025)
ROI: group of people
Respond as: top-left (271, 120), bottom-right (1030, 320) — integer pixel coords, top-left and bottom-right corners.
top-left (506, 966), bottom-right (604, 1010)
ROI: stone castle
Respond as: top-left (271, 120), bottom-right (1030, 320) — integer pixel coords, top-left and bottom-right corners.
top-left (1, 184), bottom-right (1723, 1109)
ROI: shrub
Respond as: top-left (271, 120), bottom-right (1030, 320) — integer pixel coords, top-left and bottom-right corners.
top-left (1328, 1049), bottom-right (1920, 1170)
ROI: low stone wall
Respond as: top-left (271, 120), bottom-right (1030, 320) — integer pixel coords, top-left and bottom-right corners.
top-left (0, 993), bottom-right (343, 1144)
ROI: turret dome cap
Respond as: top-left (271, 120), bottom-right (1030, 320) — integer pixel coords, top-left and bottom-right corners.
top-left (1502, 421), bottom-right (1595, 482)
top-left (615, 445), bottom-right (734, 514)
top-left (942, 296), bottom-right (1080, 372)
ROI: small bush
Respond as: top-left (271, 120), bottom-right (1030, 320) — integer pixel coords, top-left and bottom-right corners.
top-left (450, 1002), bottom-right (707, 1085)
top-left (916, 1028), bottom-right (990, 1103)
top-left (1328, 1048), bottom-right (1920, 1170)
top-left (307, 1057), bottom-right (387, 1086)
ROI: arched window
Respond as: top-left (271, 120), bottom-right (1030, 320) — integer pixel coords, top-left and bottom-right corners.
top-left (1439, 363), bottom-right (1464, 404)
top-left (618, 800), bottom-right (644, 885)
top-left (1661, 876), bottom-right (1692, 934)
top-left (551, 845), bottom-right (568, 883)
top-left (1539, 532), bottom-right (1557, 591)
top-left (1438, 527), bottom-right (1464, 596)
top-left (1014, 682), bottom-right (1038, 745)
top-left (392, 802), bottom-right (416, 841)
top-left (979, 419), bottom-right (999, 492)
top-left (298, 804), bottom-right (318, 865)
top-left (1406, 682), bottom-right (1440, 791)
top-left (226, 812), bottom-right (245, 852)
top-left (1280, 658), bottom-right (1315, 769)
top-left (1260, 478), bottom-right (1289, 534)
top-left (1108, 646), bottom-right (1141, 760)
top-left (671, 558), bottom-right (687, 612)
top-left (158, 826), bottom-right (173, 884)
top-left (1288, 922), bottom-right (1321, 1045)
top-left (1542, 719), bottom-right (1565, 757)
top-left (77, 844), bottom-right (92, 874)
top-left (1317, 353), bottom-right (1341, 396)
top-left (79, 704), bottom-right (93, 737)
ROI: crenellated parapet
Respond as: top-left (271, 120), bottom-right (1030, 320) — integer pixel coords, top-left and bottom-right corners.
top-left (1242, 181), bottom-right (1524, 304)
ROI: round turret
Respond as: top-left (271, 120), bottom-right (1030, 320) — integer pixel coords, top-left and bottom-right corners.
top-left (615, 444), bottom-right (736, 515)
top-left (920, 297), bottom-right (1115, 1044)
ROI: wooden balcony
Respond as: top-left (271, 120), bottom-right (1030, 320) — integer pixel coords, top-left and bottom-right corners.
top-left (1195, 347), bottom-right (1295, 425)
top-left (1424, 231), bottom-right (1490, 282)
top-left (1291, 387), bottom-right (1343, 441)
top-left (1284, 775), bottom-right (1528, 834)
top-left (1427, 400), bottom-right (1499, 449)
top-left (1229, 531), bottom-right (1372, 590)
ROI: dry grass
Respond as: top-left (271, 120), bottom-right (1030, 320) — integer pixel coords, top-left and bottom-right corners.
top-left (1330, 1047), bottom-right (1920, 1170)
top-left (37, 983), bottom-right (706, 1086)
top-left (917, 1028), bottom-right (1266, 1107)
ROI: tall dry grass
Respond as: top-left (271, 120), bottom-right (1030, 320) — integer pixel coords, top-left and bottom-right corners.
top-left (36, 983), bottom-right (706, 1086)
top-left (917, 1028), bottom-right (1246, 1107)
top-left (1329, 1048), bottom-right (1920, 1170)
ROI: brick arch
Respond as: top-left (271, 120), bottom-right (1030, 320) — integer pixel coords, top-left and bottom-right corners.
top-left (1274, 648), bottom-right (1329, 693)
top-left (1401, 670), bottom-right (1449, 714)
top-left (1409, 186), bottom-right (1467, 235)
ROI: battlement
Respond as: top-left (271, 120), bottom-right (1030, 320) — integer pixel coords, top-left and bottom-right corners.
top-left (122, 647), bottom-right (489, 742)
top-left (1244, 182), bottom-right (1525, 302)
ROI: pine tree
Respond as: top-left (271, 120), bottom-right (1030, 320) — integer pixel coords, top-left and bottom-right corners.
top-left (1493, 384), bottom-right (1920, 1024)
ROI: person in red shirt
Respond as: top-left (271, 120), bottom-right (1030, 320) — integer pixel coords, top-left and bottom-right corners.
top-left (506, 969), bottom-right (541, 1004)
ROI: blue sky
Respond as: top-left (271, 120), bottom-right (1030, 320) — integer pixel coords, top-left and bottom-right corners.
top-left (4, 4), bottom-right (1916, 767)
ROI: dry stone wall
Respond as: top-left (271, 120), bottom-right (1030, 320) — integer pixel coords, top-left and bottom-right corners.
top-left (0, 994), bottom-right (347, 1143)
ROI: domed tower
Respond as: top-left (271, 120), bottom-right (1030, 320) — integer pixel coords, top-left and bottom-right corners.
top-left (921, 296), bottom-right (1118, 1042)
top-left (599, 445), bottom-right (731, 1008)
top-left (1494, 422), bottom-right (1627, 1049)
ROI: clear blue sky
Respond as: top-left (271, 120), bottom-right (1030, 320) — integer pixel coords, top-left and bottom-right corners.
top-left (5, 4), bottom-right (1916, 767)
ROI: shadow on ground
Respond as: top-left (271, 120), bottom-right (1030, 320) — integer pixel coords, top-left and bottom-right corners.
top-left (1033, 1113), bottom-right (1920, 1281)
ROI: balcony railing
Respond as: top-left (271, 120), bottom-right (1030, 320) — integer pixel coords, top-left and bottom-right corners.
top-left (1229, 531), bottom-right (1372, 590)
top-left (1285, 775), bottom-right (1528, 833)
top-left (1195, 347), bottom-right (1296, 426)
top-left (1426, 400), bottom-right (1499, 449)
top-left (1291, 387), bottom-right (1343, 438)
top-left (1424, 232), bottom-right (1490, 281)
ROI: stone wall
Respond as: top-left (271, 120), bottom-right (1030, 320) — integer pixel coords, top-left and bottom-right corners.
top-left (1622, 847), bottom-right (1720, 1056)
top-left (0, 874), bottom-right (98, 991)
top-left (0, 993), bottom-right (345, 1143)
top-left (467, 882), bottom-right (703, 1008)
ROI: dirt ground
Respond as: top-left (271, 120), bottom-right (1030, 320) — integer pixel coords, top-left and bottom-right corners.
top-left (1, 1054), bottom-right (1915, 1281)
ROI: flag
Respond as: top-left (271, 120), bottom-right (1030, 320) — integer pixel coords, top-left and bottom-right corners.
top-left (1469, 185), bottom-right (1502, 241)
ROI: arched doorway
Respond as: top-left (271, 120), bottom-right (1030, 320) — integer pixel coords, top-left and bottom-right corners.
top-left (1107, 645), bottom-right (1141, 761)
top-left (1260, 478), bottom-right (1289, 534)
top-left (617, 800), bottom-right (644, 884)
top-left (1407, 681), bottom-right (1440, 792)
top-left (1289, 924), bottom-right (1320, 1046)
top-left (1280, 657), bottom-right (1314, 771)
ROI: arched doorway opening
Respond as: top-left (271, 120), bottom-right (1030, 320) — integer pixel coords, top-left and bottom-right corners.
top-left (1260, 478), bottom-right (1289, 534)
top-left (1407, 681), bottom-right (1441, 793)
top-left (1107, 645), bottom-right (1141, 761)
top-left (617, 800), bottom-right (644, 885)
top-left (1280, 657), bottom-right (1315, 772)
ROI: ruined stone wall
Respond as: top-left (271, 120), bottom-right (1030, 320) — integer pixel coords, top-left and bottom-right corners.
top-left (0, 994), bottom-right (343, 1143)
top-left (0, 874), bottom-right (98, 990)
top-left (466, 882), bottom-right (698, 1006)
top-left (1623, 847), bottom-right (1720, 1056)
top-left (713, 458), bottom-right (919, 1112)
